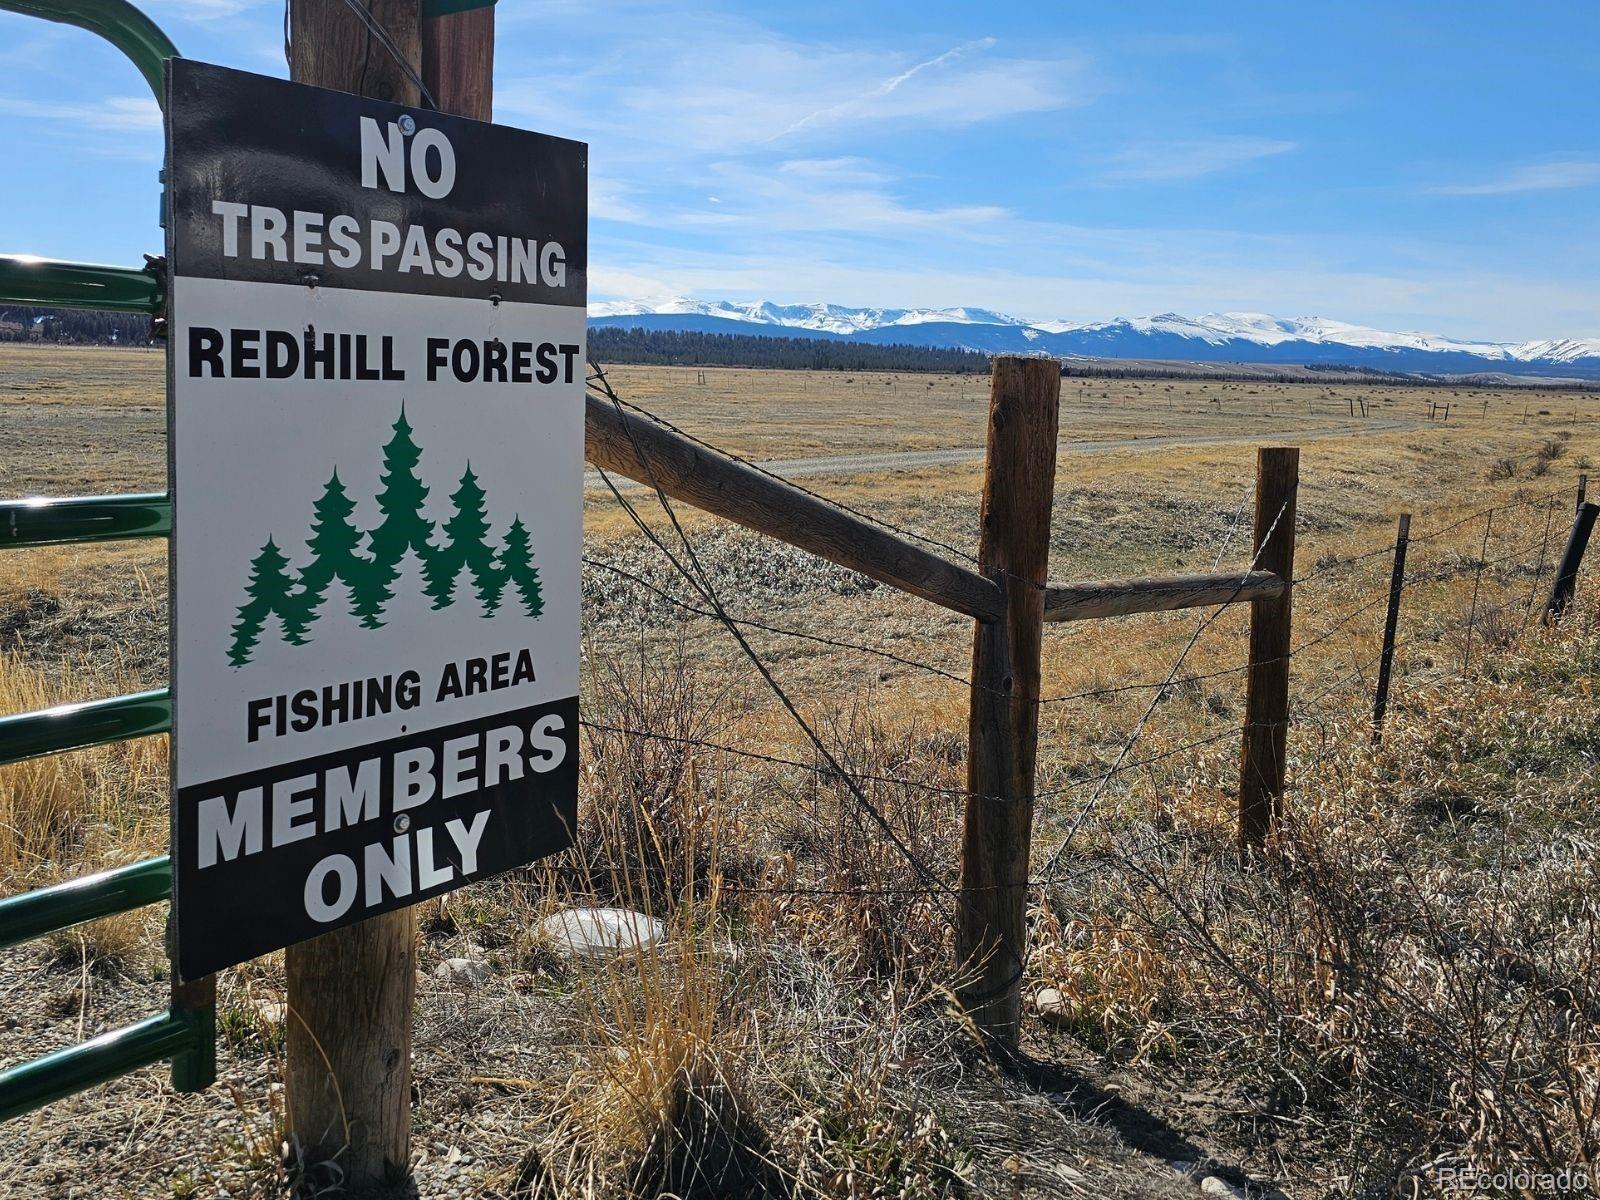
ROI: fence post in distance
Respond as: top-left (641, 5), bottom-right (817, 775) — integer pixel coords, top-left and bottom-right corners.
top-left (1370, 512), bottom-right (1410, 747)
top-left (1543, 502), bottom-right (1600, 624)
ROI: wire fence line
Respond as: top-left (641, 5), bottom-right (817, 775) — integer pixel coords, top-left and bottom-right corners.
top-left (577, 362), bottom-right (1589, 923)
top-left (585, 360), bottom-right (1036, 994)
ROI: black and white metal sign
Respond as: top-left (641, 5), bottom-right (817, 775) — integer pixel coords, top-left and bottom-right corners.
top-left (165, 61), bottom-right (586, 980)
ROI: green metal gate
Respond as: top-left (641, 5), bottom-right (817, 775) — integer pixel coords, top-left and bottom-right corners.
top-left (0, 0), bottom-right (213, 1123)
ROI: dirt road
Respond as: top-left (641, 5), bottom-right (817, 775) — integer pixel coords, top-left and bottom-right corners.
top-left (585, 417), bottom-right (1427, 489)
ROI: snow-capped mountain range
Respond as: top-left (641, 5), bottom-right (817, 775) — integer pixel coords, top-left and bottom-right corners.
top-left (588, 299), bottom-right (1600, 378)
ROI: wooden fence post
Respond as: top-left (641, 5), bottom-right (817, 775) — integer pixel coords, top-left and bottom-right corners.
top-left (1543, 501), bottom-right (1600, 624)
top-left (1370, 512), bottom-right (1410, 746)
top-left (958, 356), bottom-right (1060, 1047)
top-left (1577, 473), bottom-right (1588, 514)
top-left (282, 1), bottom-right (437, 1188)
top-left (1238, 447), bottom-right (1299, 853)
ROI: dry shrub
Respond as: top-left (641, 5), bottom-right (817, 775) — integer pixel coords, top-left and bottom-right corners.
top-left (1536, 437), bottom-right (1569, 462)
top-left (794, 699), bottom-right (962, 978)
top-left (776, 975), bottom-right (971, 1200)
top-left (1030, 900), bottom-right (1175, 1062)
top-left (0, 652), bottom-right (92, 878)
top-left (509, 660), bottom-right (972, 1199)
top-left (574, 638), bottom-right (758, 912)
top-left (1039, 596), bottom-right (1600, 1191)
top-left (0, 651), bottom-right (168, 971)
top-left (536, 908), bottom-right (777, 1200)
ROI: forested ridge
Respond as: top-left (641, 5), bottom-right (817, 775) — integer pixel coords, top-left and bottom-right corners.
top-left (587, 326), bottom-right (992, 373)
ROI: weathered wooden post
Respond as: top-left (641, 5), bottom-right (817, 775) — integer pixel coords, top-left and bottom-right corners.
top-left (1577, 473), bottom-right (1588, 514)
top-left (1238, 447), bottom-right (1299, 853)
top-left (1543, 501), bottom-right (1600, 624)
top-left (1370, 512), bottom-right (1410, 746)
top-left (283, 0), bottom-right (434, 1186)
top-left (958, 356), bottom-right (1060, 1046)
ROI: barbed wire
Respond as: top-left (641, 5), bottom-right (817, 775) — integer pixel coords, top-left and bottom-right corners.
top-left (589, 551), bottom-right (1264, 707)
top-left (1031, 500), bottom-right (1289, 881)
top-left (584, 359), bottom-right (1042, 1001)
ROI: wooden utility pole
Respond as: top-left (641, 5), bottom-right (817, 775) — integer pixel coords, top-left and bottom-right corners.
top-left (289, 0), bottom-right (422, 103)
top-left (958, 356), bottom-right (1060, 1046)
top-left (1370, 512), bottom-right (1410, 746)
top-left (422, 1), bottom-right (494, 119)
top-left (281, 1), bottom-right (490, 1189)
top-left (1238, 447), bottom-right (1299, 853)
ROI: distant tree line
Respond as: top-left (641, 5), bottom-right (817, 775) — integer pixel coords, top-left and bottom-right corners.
top-left (0, 307), bottom-right (151, 345)
top-left (588, 327), bottom-right (992, 374)
top-left (1061, 357), bottom-right (1595, 392)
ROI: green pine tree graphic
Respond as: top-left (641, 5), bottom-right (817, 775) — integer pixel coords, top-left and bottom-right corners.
top-left (361, 408), bottom-right (438, 627)
top-left (227, 407), bottom-right (547, 666)
top-left (428, 465), bottom-right (506, 614)
top-left (499, 516), bottom-right (544, 617)
top-left (298, 470), bottom-right (376, 634)
top-left (229, 538), bottom-right (308, 666)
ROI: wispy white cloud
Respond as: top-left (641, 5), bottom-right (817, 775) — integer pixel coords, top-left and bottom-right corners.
top-left (769, 37), bottom-right (998, 141)
top-left (1430, 160), bottom-right (1600, 196)
top-left (662, 156), bottom-right (1011, 239)
top-left (0, 94), bottom-right (161, 133)
top-left (1102, 136), bottom-right (1298, 183)
top-left (498, 16), bottom-right (1093, 157)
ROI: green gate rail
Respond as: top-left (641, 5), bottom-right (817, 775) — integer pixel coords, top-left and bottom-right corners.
top-left (0, 1008), bottom-right (207, 1123)
top-left (0, 689), bottom-right (172, 767)
top-left (2, 492), bottom-right (170, 548)
top-left (0, 0), bottom-right (205, 1123)
top-left (0, 494), bottom-right (196, 1120)
top-left (0, 857), bottom-right (170, 951)
top-left (0, 255), bottom-right (162, 314)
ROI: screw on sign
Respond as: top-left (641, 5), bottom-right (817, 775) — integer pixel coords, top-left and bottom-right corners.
top-left (164, 60), bottom-right (587, 980)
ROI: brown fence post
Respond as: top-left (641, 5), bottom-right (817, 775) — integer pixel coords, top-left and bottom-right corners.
top-left (282, 1), bottom-right (435, 1188)
top-left (958, 356), bottom-right (1060, 1047)
top-left (1543, 501), bottom-right (1600, 624)
top-left (1238, 447), bottom-right (1299, 853)
top-left (1577, 473), bottom-right (1588, 514)
top-left (1370, 512), bottom-right (1410, 746)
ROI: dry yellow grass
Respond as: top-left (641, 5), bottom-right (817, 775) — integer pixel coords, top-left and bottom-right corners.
top-left (3, 345), bottom-right (1600, 1195)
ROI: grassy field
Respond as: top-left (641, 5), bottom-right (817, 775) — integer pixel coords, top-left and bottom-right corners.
top-left (2, 343), bottom-right (1600, 1198)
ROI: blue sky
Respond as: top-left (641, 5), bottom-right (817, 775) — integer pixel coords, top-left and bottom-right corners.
top-left (2, 0), bottom-right (1597, 340)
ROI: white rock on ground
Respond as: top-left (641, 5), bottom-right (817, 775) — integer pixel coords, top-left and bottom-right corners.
top-left (1200, 1177), bottom-right (1249, 1199)
top-left (251, 998), bottom-right (287, 1027)
top-left (434, 957), bottom-right (491, 984)
top-left (1033, 986), bottom-right (1072, 1026)
top-left (539, 906), bottom-right (665, 959)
